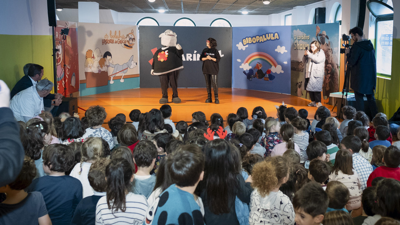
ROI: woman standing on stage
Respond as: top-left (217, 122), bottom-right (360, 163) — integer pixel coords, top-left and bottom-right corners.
top-left (201, 38), bottom-right (221, 104)
top-left (303, 40), bottom-right (325, 107)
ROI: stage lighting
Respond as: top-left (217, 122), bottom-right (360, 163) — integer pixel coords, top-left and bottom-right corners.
top-left (148, 0), bottom-right (155, 2)
top-left (57, 8), bottom-right (62, 11)
top-left (242, 11), bottom-right (248, 15)
top-left (158, 9), bottom-right (165, 13)
top-left (263, 1), bottom-right (271, 5)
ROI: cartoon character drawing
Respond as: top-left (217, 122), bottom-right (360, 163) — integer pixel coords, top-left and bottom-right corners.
top-left (85, 49), bottom-right (94, 72)
top-left (123, 29), bottom-right (135, 49)
top-left (108, 55), bottom-right (137, 84)
top-left (92, 48), bottom-right (102, 73)
top-left (243, 69), bottom-right (255, 80)
top-left (243, 63), bottom-right (276, 81)
top-left (56, 42), bottom-right (64, 82)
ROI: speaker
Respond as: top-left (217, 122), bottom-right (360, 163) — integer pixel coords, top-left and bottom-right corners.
top-left (47, 0), bottom-right (57, 27)
top-left (314, 7), bottom-right (326, 24)
top-left (55, 97), bottom-right (78, 117)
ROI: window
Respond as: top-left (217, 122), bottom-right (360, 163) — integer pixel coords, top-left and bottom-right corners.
top-left (308, 8), bottom-right (316, 24)
top-left (137, 17), bottom-right (159, 26)
top-left (285, 14), bottom-right (292, 26)
top-left (210, 18), bottom-right (232, 27)
top-left (174, 18), bottom-right (196, 27)
top-left (335, 4), bottom-right (342, 24)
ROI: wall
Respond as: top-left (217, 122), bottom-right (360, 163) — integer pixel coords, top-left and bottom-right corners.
top-left (0, 0), bottom-right (54, 90)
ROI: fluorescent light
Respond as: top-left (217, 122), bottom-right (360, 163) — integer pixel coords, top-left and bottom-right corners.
top-left (57, 8), bottom-right (62, 11)
top-left (148, 0), bottom-right (155, 2)
top-left (263, 0), bottom-right (271, 5)
top-left (158, 9), bottom-right (165, 13)
top-left (242, 11), bottom-right (248, 15)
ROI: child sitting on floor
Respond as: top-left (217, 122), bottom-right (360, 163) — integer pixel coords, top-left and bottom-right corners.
top-left (325, 181), bottom-right (350, 213)
top-left (82, 105), bottom-right (114, 149)
top-left (292, 117), bottom-right (309, 163)
top-left (315, 130), bottom-right (339, 165)
top-left (271, 123), bottom-right (300, 156)
top-left (160, 104), bottom-right (176, 133)
top-left (152, 133), bottom-right (173, 174)
top-left (305, 140), bottom-right (328, 169)
top-left (308, 159), bottom-right (331, 190)
top-left (371, 145), bottom-right (386, 170)
top-left (129, 109), bottom-right (141, 131)
top-left (339, 105), bottom-right (356, 137)
top-left (367, 145), bottom-right (400, 187)
top-left (354, 127), bottom-right (372, 163)
top-left (369, 125), bottom-right (391, 149)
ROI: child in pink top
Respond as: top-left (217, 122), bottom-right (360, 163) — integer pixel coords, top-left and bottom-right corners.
top-left (271, 124), bottom-right (300, 157)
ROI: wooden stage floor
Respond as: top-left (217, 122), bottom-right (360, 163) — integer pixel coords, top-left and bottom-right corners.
top-left (77, 88), bottom-right (336, 124)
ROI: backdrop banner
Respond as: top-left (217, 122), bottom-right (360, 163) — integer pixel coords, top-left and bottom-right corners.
top-left (78, 23), bottom-right (139, 96)
top-left (232, 26), bottom-right (292, 94)
top-left (55, 21), bottom-right (79, 97)
top-left (139, 26), bottom-right (232, 88)
top-left (291, 23), bottom-right (340, 103)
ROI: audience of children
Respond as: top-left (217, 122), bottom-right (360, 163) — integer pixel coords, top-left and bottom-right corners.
top-left (371, 145), bottom-right (386, 170)
top-left (271, 123), bottom-right (301, 156)
top-left (325, 181), bottom-right (350, 213)
top-left (305, 140), bottom-right (328, 168)
top-left (261, 118), bottom-right (282, 157)
top-left (355, 111), bottom-right (370, 130)
top-left (315, 130), bottom-right (339, 164)
top-left (308, 159), bottom-right (331, 189)
top-left (82, 105), bottom-right (115, 149)
top-left (369, 125), bottom-right (392, 149)
top-left (116, 123), bottom-right (139, 152)
top-left (325, 117), bottom-right (343, 143)
top-left (367, 146), bottom-right (400, 187)
top-left (129, 109), bottom-right (141, 131)
top-left (339, 105), bottom-right (356, 137)
top-left (292, 117), bottom-right (310, 163)
top-left (354, 127), bottom-right (373, 163)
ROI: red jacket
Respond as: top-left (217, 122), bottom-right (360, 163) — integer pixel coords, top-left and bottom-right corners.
top-left (367, 166), bottom-right (400, 187)
top-left (128, 141), bottom-right (139, 173)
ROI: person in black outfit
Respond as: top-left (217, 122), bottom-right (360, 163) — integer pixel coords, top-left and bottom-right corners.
top-left (345, 27), bottom-right (378, 118)
top-left (201, 38), bottom-right (221, 104)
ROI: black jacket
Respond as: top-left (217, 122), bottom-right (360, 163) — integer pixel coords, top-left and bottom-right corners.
top-left (200, 48), bottom-right (221, 75)
top-left (10, 75), bottom-right (55, 107)
top-left (152, 47), bottom-right (184, 75)
top-left (347, 40), bottom-right (376, 95)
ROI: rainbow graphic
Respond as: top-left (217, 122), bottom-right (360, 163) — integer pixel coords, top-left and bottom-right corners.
top-left (243, 52), bottom-right (278, 68)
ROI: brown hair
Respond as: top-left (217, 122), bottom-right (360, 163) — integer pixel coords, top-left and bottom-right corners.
top-left (43, 144), bottom-right (75, 173)
top-left (88, 158), bottom-right (110, 192)
top-left (355, 111), bottom-right (370, 127)
top-left (86, 105), bottom-right (107, 127)
top-left (309, 159), bottom-right (331, 183)
top-left (291, 117), bottom-right (308, 131)
top-left (117, 124), bottom-right (138, 147)
top-left (232, 121), bottom-right (246, 136)
top-left (375, 217), bottom-right (400, 225)
top-left (342, 105), bottom-right (356, 120)
top-left (384, 146), bottom-right (400, 168)
top-left (372, 145), bottom-right (386, 167)
top-left (252, 156), bottom-right (289, 197)
top-left (332, 149), bottom-right (354, 175)
top-left (80, 137), bottom-right (104, 174)
top-left (322, 210), bottom-right (354, 225)
top-left (8, 156), bottom-right (37, 190)
top-left (280, 124), bottom-right (295, 150)
top-left (354, 127), bottom-right (370, 153)
top-left (310, 40), bottom-right (321, 54)
top-left (326, 181), bottom-right (350, 209)
top-left (265, 117), bottom-right (279, 135)
top-left (110, 146), bottom-right (134, 170)
top-left (39, 111), bottom-right (57, 137)
top-left (325, 117), bottom-right (340, 129)
top-left (242, 154), bottom-right (263, 175)
top-left (283, 149), bottom-right (301, 164)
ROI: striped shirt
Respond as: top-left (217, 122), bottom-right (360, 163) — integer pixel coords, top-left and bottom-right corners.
top-left (96, 193), bottom-right (148, 225)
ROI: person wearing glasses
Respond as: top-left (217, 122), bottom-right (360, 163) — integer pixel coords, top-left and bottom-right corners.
top-left (10, 79), bottom-right (54, 122)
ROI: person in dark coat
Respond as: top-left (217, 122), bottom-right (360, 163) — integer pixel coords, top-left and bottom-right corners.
top-left (346, 27), bottom-right (378, 117)
top-left (201, 38), bottom-right (221, 104)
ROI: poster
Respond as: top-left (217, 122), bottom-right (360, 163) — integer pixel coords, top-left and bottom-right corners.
top-left (78, 23), bottom-right (139, 96)
top-left (139, 26), bottom-right (232, 88)
top-left (55, 21), bottom-right (79, 96)
top-left (291, 23), bottom-right (340, 103)
top-left (232, 26), bottom-right (292, 94)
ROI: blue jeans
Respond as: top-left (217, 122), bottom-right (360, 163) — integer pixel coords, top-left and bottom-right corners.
top-left (354, 91), bottom-right (378, 118)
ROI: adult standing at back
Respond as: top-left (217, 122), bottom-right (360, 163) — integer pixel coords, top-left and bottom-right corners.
top-left (201, 38), bottom-right (221, 104)
top-left (345, 27), bottom-right (378, 118)
top-left (303, 40), bottom-right (326, 107)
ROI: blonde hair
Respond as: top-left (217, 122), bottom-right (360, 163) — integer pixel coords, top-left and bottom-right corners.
top-left (80, 137), bottom-right (104, 174)
top-left (39, 112), bottom-right (57, 137)
top-left (325, 117), bottom-right (340, 129)
top-left (265, 117), bottom-right (279, 135)
top-left (232, 121), bottom-right (246, 136)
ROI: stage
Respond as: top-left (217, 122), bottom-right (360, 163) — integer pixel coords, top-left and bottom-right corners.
top-left (77, 88), bottom-right (336, 125)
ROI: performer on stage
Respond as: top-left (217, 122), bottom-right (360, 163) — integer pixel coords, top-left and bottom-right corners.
top-left (151, 30), bottom-right (184, 104)
top-left (200, 38), bottom-right (221, 104)
top-left (303, 40), bottom-right (325, 107)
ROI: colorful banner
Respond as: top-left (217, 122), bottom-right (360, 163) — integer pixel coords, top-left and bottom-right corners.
top-left (232, 26), bottom-right (292, 94)
top-left (291, 23), bottom-right (340, 103)
top-left (78, 23), bottom-right (139, 96)
top-left (55, 21), bottom-right (79, 97)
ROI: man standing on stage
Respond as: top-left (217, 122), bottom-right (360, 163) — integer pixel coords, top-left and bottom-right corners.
top-left (345, 27), bottom-right (378, 117)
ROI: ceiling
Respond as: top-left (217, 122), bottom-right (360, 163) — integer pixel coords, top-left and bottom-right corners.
top-left (56, 0), bottom-right (322, 15)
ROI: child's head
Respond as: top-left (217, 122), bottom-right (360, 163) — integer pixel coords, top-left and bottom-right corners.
top-left (25, 121), bottom-right (48, 160)
top-left (293, 182), bottom-right (329, 225)
top-left (153, 133), bottom-right (173, 154)
top-left (277, 105), bottom-right (287, 122)
top-left (362, 187), bottom-right (377, 216)
top-left (375, 125), bottom-right (390, 140)
top-left (252, 106), bottom-right (267, 120)
top-left (110, 146), bottom-right (134, 169)
top-left (241, 154), bottom-right (263, 175)
top-left (340, 135), bottom-right (362, 154)
top-left (280, 123), bottom-right (295, 149)
top-left (0, 156), bottom-right (36, 192)
top-left (165, 139), bottom-right (184, 154)
top-left (280, 162), bottom-right (307, 200)
top-left (298, 109), bottom-right (308, 120)
top-left (81, 137), bottom-right (104, 163)
top-left (372, 177), bottom-right (386, 187)
top-left (375, 217), bottom-right (400, 225)
top-left (325, 117), bottom-right (340, 129)
top-left (371, 145), bottom-right (386, 167)
top-left (373, 116), bottom-right (389, 128)
top-left (39, 111), bottom-right (57, 137)
top-left (283, 149), bottom-right (301, 164)
top-left (315, 130), bottom-right (333, 146)
top-left (326, 181), bottom-right (350, 209)
top-left (347, 120), bottom-right (363, 136)
top-left (315, 106), bottom-right (331, 121)
top-left (108, 116), bottom-right (125, 137)
top-left (86, 105), bottom-right (107, 127)
top-left (105, 158), bottom-right (134, 212)
top-left (133, 140), bottom-right (158, 169)
top-left (322, 123), bottom-right (339, 145)
top-left (308, 159), bottom-right (330, 184)
top-left (43, 144), bottom-right (75, 173)
top-left (192, 111), bottom-right (207, 124)
top-left (252, 119), bottom-right (264, 135)
top-left (61, 117), bottom-right (85, 141)
top-left (322, 211), bottom-right (353, 225)
top-left (59, 112), bottom-right (71, 122)
top-left (239, 133), bottom-right (254, 158)
top-left (383, 146), bottom-right (400, 168)
top-left (145, 109), bottom-right (164, 133)
top-left (117, 124), bottom-right (138, 147)
top-left (176, 121), bottom-right (188, 134)
top-left (169, 144), bottom-right (205, 187)
top-left (227, 113), bottom-right (241, 131)
top-left (306, 140), bottom-right (328, 161)
top-left (284, 107), bottom-right (299, 123)
top-left (342, 105), bottom-right (356, 120)
top-left (232, 121), bottom-right (246, 136)
top-left (292, 117), bottom-right (308, 131)
top-left (160, 104), bottom-right (172, 119)
top-left (80, 117), bottom-right (89, 131)
top-left (354, 127), bottom-right (370, 153)
top-left (88, 158), bottom-right (110, 193)
top-left (69, 142), bottom-right (83, 165)
top-left (236, 107), bottom-right (249, 121)
top-left (247, 128), bottom-right (261, 146)
top-left (210, 113), bottom-right (224, 127)
top-left (129, 109), bottom-right (141, 122)
top-left (376, 178), bottom-right (400, 221)
top-left (101, 138), bottom-right (111, 158)
top-left (252, 156), bottom-right (289, 196)
top-left (332, 149), bottom-right (354, 175)
top-left (164, 124), bottom-right (173, 134)
top-left (265, 118), bottom-right (280, 134)
top-left (355, 111), bottom-right (370, 127)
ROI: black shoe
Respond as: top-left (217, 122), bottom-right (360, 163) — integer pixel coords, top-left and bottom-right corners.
top-left (205, 93), bottom-right (212, 103)
top-left (214, 94), bottom-right (219, 104)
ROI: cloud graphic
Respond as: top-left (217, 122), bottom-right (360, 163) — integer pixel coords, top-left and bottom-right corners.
top-left (240, 63), bottom-right (252, 71)
top-left (270, 65), bottom-right (284, 74)
top-left (293, 29), bottom-right (307, 38)
top-left (236, 42), bottom-right (248, 51)
top-left (237, 59), bottom-right (241, 62)
top-left (283, 61), bottom-right (287, 64)
top-left (275, 45), bottom-right (287, 54)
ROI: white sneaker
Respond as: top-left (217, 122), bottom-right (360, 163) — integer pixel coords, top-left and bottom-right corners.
top-left (316, 102), bottom-right (323, 107)
top-left (308, 102), bottom-right (316, 107)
